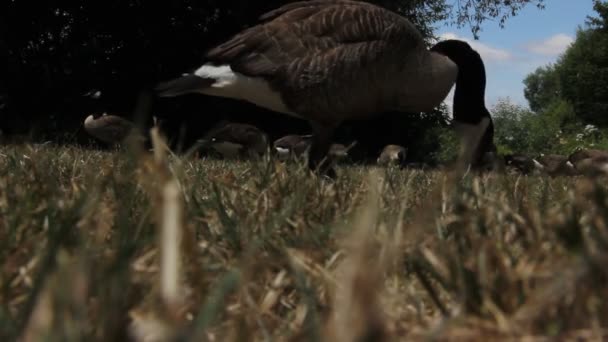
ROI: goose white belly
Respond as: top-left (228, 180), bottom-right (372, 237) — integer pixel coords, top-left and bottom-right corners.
top-left (195, 64), bottom-right (299, 117)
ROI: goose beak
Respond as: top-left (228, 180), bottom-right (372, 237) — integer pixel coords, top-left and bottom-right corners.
top-left (155, 74), bottom-right (213, 97)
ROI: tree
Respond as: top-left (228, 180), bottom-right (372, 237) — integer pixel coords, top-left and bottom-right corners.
top-left (491, 97), bottom-right (574, 155)
top-left (524, 1), bottom-right (608, 127)
top-left (523, 64), bottom-right (561, 113)
top-left (450, 0), bottom-right (545, 38)
top-left (558, 0), bottom-right (608, 126)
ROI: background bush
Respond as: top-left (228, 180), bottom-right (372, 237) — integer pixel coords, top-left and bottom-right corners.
top-left (492, 97), bottom-right (608, 156)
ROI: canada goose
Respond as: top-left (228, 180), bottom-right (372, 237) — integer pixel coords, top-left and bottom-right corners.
top-left (198, 121), bottom-right (269, 159)
top-left (84, 113), bottom-right (139, 145)
top-left (328, 143), bottom-right (351, 163)
top-left (273, 134), bottom-right (351, 162)
top-left (377, 144), bottom-right (407, 166)
top-left (504, 153), bottom-right (540, 175)
top-left (568, 148), bottom-right (608, 176)
top-left (536, 154), bottom-right (578, 177)
top-left (156, 0), bottom-right (494, 176)
top-left (273, 134), bottom-right (313, 160)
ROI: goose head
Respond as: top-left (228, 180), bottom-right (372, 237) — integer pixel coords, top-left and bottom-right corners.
top-left (328, 143), bottom-right (350, 162)
top-left (84, 113), bottom-right (136, 145)
top-left (273, 134), bottom-right (351, 163)
top-left (536, 154), bottom-right (578, 177)
top-left (430, 40), bottom-right (486, 101)
top-left (377, 144), bottom-right (407, 167)
top-left (569, 148), bottom-right (608, 164)
top-left (504, 153), bottom-right (537, 175)
top-left (199, 121), bottom-right (269, 159)
top-left (273, 134), bottom-right (313, 160)
top-left (568, 148), bottom-right (608, 175)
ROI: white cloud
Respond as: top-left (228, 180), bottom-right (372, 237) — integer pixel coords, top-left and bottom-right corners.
top-left (525, 34), bottom-right (574, 56)
top-left (439, 32), bottom-right (513, 63)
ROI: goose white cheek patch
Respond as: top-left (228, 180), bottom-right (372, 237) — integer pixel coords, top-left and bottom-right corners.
top-left (275, 147), bottom-right (290, 155)
top-left (275, 147), bottom-right (292, 160)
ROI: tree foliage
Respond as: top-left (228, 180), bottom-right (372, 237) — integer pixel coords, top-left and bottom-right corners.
top-left (450, 0), bottom-right (544, 38)
top-left (492, 97), bottom-right (608, 156)
top-left (523, 1), bottom-right (608, 126)
top-left (523, 64), bottom-right (561, 113)
top-left (559, 0), bottom-right (608, 126)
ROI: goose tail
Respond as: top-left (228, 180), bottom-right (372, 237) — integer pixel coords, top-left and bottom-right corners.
top-left (155, 74), bottom-right (215, 97)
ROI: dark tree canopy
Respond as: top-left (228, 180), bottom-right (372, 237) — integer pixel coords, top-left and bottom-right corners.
top-left (0, 0), bottom-right (543, 156)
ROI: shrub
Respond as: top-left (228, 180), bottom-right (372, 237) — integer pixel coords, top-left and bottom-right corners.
top-left (492, 97), bottom-right (608, 156)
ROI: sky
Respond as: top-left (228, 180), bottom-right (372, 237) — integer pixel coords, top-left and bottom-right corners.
top-left (436, 0), bottom-right (596, 111)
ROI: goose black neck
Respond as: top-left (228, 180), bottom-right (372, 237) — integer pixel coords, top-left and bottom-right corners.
top-left (430, 39), bottom-right (497, 163)
top-left (452, 51), bottom-right (489, 125)
top-left (452, 46), bottom-right (496, 159)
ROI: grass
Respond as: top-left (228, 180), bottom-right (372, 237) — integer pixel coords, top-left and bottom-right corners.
top-left (1, 136), bottom-right (608, 341)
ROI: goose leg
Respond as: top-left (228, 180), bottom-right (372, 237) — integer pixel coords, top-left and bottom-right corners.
top-left (308, 123), bottom-right (336, 178)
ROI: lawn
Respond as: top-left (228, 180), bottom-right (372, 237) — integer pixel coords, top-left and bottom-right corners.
top-left (1, 137), bottom-right (607, 341)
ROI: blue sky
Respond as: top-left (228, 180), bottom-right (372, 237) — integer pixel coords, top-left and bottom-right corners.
top-left (436, 0), bottom-right (596, 111)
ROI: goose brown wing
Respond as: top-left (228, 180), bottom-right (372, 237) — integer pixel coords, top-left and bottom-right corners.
top-left (204, 1), bottom-right (424, 79)
top-left (258, 0), bottom-right (361, 22)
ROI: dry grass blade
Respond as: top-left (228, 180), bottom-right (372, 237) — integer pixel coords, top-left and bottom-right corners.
top-left (160, 180), bottom-right (183, 313)
top-left (20, 250), bottom-right (89, 342)
top-left (325, 170), bottom-right (390, 342)
top-left (2, 143), bottom-right (608, 341)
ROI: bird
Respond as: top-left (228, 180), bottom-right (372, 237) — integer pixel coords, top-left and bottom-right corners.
top-left (273, 134), bottom-right (314, 160)
top-left (568, 148), bottom-right (608, 176)
top-left (273, 134), bottom-right (351, 162)
top-left (155, 0), bottom-right (495, 176)
top-left (197, 121), bottom-right (269, 159)
top-left (328, 143), bottom-right (350, 162)
top-left (536, 154), bottom-right (578, 177)
top-left (83, 113), bottom-right (140, 145)
top-left (377, 144), bottom-right (407, 167)
top-left (504, 153), bottom-right (540, 175)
